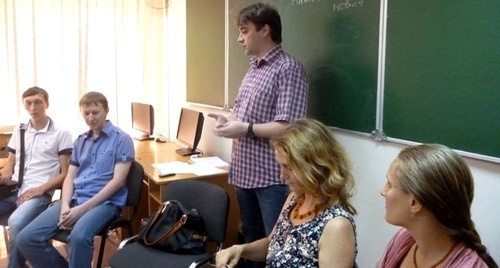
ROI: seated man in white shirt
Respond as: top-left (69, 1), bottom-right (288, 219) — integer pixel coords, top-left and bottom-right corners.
top-left (0, 86), bottom-right (73, 268)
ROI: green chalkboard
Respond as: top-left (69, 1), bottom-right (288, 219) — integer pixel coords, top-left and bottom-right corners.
top-left (384, 1), bottom-right (500, 158)
top-left (229, 0), bottom-right (380, 133)
top-left (187, 0), bottom-right (225, 107)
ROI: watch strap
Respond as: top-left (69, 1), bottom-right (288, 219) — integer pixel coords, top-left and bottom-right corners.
top-left (246, 122), bottom-right (255, 138)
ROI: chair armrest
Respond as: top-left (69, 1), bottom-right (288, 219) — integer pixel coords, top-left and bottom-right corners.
top-left (118, 235), bottom-right (138, 250)
top-left (189, 253), bottom-right (217, 268)
top-left (107, 217), bottom-right (130, 230)
top-left (188, 242), bottom-right (224, 268)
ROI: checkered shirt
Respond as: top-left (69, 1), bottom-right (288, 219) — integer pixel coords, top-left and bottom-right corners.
top-left (230, 45), bottom-right (308, 189)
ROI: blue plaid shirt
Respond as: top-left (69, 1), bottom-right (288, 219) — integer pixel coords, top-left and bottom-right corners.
top-left (69, 121), bottom-right (135, 207)
top-left (231, 45), bottom-right (308, 188)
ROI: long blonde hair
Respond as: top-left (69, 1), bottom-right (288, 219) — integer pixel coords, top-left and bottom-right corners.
top-left (271, 118), bottom-right (356, 215)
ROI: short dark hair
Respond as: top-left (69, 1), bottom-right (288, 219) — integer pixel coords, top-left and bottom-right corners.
top-left (23, 86), bottom-right (49, 103)
top-left (237, 3), bottom-right (282, 44)
top-left (79, 91), bottom-right (109, 111)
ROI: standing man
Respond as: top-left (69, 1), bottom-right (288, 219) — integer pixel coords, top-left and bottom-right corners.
top-left (0, 86), bottom-right (73, 268)
top-left (17, 91), bottom-right (135, 267)
top-left (209, 3), bottom-right (308, 267)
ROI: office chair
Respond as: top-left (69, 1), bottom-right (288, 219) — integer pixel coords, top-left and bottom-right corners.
top-left (109, 179), bottom-right (230, 268)
top-left (53, 160), bottom-right (144, 268)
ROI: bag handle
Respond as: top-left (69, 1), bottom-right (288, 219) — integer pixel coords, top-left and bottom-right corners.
top-left (144, 215), bottom-right (187, 246)
top-left (142, 201), bottom-right (189, 246)
top-left (140, 202), bottom-right (166, 244)
top-left (17, 124), bottom-right (26, 188)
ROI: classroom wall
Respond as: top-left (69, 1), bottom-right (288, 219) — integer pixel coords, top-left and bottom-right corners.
top-left (165, 1), bottom-right (500, 266)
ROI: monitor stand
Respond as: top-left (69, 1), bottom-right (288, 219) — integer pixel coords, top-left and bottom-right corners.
top-left (133, 134), bottom-right (154, 141)
top-left (175, 147), bottom-right (199, 156)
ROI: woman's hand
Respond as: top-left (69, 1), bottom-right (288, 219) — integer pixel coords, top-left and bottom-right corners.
top-left (215, 245), bottom-right (243, 268)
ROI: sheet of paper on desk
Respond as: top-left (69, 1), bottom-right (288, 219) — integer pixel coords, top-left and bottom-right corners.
top-left (189, 156), bottom-right (229, 168)
top-left (188, 163), bottom-right (225, 176)
top-left (152, 161), bottom-right (191, 175)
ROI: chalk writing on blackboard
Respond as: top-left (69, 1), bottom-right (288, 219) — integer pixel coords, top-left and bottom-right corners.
top-left (291, 0), bottom-right (320, 6)
top-left (333, 0), bottom-right (364, 12)
top-left (290, 0), bottom-right (364, 10)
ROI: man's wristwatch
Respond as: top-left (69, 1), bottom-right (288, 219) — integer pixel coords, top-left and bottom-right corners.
top-left (246, 122), bottom-right (255, 138)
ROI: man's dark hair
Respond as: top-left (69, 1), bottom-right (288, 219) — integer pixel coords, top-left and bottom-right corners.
top-left (79, 91), bottom-right (109, 111)
top-left (237, 3), bottom-right (282, 44)
top-left (23, 86), bottom-right (49, 103)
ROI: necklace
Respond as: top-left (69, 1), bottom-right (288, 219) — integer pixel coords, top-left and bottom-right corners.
top-left (292, 195), bottom-right (316, 220)
top-left (413, 243), bottom-right (455, 268)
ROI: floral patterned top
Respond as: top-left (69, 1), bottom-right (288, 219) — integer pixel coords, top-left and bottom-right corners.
top-left (266, 195), bottom-right (357, 267)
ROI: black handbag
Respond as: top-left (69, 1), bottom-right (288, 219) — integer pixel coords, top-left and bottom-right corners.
top-left (0, 184), bottom-right (20, 199)
top-left (0, 124), bottom-right (25, 199)
top-left (137, 200), bottom-right (208, 254)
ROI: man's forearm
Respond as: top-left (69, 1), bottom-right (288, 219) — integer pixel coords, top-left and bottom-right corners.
top-left (251, 121), bottom-right (289, 139)
top-left (37, 173), bottom-right (65, 194)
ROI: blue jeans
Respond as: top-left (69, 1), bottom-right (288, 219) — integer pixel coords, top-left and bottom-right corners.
top-left (5, 194), bottom-right (52, 268)
top-left (236, 185), bottom-right (288, 240)
top-left (236, 185), bottom-right (288, 268)
top-left (17, 200), bottom-right (120, 268)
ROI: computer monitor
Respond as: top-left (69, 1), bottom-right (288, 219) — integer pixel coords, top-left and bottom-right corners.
top-left (175, 108), bottom-right (204, 156)
top-left (131, 102), bottom-right (155, 141)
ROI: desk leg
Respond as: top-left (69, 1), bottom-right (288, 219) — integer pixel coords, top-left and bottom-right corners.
top-left (147, 177), bottom-right (163, 214)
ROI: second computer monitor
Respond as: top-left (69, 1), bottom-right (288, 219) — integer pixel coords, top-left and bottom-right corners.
top-left (131, 102), bottom-right (155, 141)
top-left (175, 108), bottom-right (204, 156)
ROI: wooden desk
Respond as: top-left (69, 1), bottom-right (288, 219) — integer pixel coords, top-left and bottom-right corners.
top-left (133, 140), bottom-right (239, 248)
top-left (0, 125), bottom-right (14, 148)
top-left (133, 139), bottom-right (179, 154)
top-left (0, 134), bottom-right (10, 152)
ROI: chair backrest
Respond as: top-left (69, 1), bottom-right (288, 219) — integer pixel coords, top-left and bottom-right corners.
top-left (125, 160), bottom-right (144, 207)
top-left (163, 180), bottom-right (229, 243)
top-left (52, 162), bottom-right (143, 241)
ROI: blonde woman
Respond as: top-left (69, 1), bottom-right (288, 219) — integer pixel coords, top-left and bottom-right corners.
top-left (216, 118), bottom-right (357, 268)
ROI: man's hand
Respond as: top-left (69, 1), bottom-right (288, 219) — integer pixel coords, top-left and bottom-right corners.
top-left (208, 113), bottom-right (228, 126)
top-left (17, 186), bottom-right (45, 205)
top-left (208, 114), bottom-right (248, 139)
top-left (58, 204), bottom-right (87, 230)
